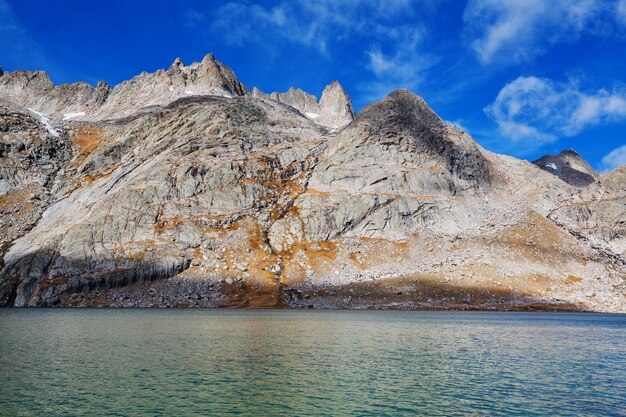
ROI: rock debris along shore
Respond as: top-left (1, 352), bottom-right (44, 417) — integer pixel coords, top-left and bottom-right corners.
top-left (0, 54), bottom-right (624, 311)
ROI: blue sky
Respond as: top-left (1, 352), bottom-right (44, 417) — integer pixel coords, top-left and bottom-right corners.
top-left (1, 0), bottom-right (626, 170)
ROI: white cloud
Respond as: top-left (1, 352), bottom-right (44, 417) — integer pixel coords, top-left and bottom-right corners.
top-left (190, 0), bottom-right (439, 105)
top-left (495, 120), bottom-right (557, 144)
top-left (463, 0), bottom-right (615, 64)
top-left (367, 27), bottom-right (425, 79)
top-left (601, 144), bottom-right (626, 170)
top-left (0, 0), bottom-right (48, 69)
top-left (360, 25), bottom-right (436, 102)
top-left (486, 76), bottom-right (626, 143)
top-left (618, 0), bottom-right (626, 23)
top-left (206, 0), bottom-right (415, 53)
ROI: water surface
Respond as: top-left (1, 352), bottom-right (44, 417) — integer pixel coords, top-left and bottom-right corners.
top-left (1, 309), bottom-right (624, 416)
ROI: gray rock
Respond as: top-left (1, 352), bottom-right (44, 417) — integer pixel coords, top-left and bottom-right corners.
top-left (251, 80), bottom-right (354, 129)
top-left (317, 80), bottom-right (355, 129)
top-left (0, 53), bottom-right (247, 122)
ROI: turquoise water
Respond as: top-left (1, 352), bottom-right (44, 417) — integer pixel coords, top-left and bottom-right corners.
top-left (0, 310), bottom-right (624, 416)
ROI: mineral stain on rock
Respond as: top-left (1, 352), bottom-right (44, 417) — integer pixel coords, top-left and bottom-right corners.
top-left (0, 53), bottom-right (624, 311)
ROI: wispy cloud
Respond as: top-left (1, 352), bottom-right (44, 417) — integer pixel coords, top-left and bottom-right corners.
top-left (360, 25), bottom-right (436, 103)
top-left (618, 0), bottom-right (626, 23)
top-left (485, 76), bottom-right (626, 145)
top-left (203, 0), bottom-right (414, 54)
top-left (0, 0), bottom-right (48, 70)
top-left (601, 144), bottom-right (626, 170)
top-left (462, 0), bottom-right (618, 64)
top-left (208, 2), bottom-right (296, 48)
top-left (186, 0), bottom-right (438, 105)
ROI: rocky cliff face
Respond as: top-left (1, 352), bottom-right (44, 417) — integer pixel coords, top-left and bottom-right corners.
top-left (0, 54), bottom-right (624, 311)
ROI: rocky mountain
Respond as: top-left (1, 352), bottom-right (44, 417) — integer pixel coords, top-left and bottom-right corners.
top-left (532, 149), bottom-right (598, 188)
top-left (252, 80), bottom-right (355, 129)
top-left (0, 54), bottom-right (249, 122)
top-left (0, 54), bottom-right (624, 311)
top-left (0, 69), bottom-right (111, 120)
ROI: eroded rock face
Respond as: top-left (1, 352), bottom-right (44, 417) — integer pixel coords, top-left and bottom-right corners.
top-left (0, 94), bottom-right (327, 306)
top-left (0, 56), bottom-right (624, 311)
top-left (0, 103), bottom-right (72, 260)
top-left (549, 166), bottom-right (626, 258)
top-left (532, 149), bottom-right (597, 188)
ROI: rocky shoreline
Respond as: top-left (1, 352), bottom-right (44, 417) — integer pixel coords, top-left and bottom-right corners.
top-left (45, 276), bottom-right (582, 312)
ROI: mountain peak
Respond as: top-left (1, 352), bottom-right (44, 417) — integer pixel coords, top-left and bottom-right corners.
top-left (357, 89), bottom-right (443, 130)
top-left (532, 149), bottom-right (597, 188)
top-left (251, 86), bottom-right (264, 97)
top-left (201, 53), bottom-right (216, 64)
top-left (170, 57), bottom-right (185, 69)
top-left (333, 87), bottom-right (490, 189)
top-left (321, 80), bottom-right (345, 95)
top-left (0, 53), bottom-right (249, 121)
top-left (560, 149), bottom-right (582, 158)
top-left (317, 80), bottom-right (355, 128)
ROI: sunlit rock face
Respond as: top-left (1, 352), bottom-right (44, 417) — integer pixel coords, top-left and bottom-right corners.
top-left (0, 54), bottom-right (624, 311)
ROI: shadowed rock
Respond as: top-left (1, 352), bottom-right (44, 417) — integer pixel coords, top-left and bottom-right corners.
top-left (532, 149), bottom-right (597, 188)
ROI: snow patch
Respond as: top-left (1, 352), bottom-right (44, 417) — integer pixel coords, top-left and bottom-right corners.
top-left (305, 112), bottom-right (319, 119)
top-left (545, 163), bottom-right (557, 170)
top-left (28, 109), bottom-right (59, 138)
top-left (185, 90), bottom-right (194, 95)
top-left (62, 112), bottom-right (86, 121)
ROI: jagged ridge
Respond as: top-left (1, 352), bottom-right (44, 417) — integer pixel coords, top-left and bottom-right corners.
top-left (0, 53), bottom-right (355, 129)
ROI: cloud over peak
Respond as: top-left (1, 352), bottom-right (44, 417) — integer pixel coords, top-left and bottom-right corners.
top-left (362, 25), bottom-right (436, 103)
top-left (195, 0), bottom-right (438, 106)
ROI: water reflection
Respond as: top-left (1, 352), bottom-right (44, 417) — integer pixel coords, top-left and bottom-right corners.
top-left (0, 310), bottom-right (624, 416)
